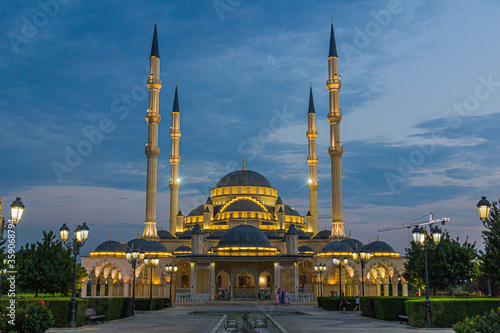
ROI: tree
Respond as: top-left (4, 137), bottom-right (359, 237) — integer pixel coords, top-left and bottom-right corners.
top-left (403, 231), bottom-right (478, 295)
top-left (480, 200), bottom-right (500, 294)
top-left (17, 231), bottom-right (87, 296)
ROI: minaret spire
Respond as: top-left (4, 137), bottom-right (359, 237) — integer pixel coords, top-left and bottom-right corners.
top-left (143, 22), bottom-right (162, 239)
top-left (241, 154), bottom-right (247, 170)
top-left (306, 85), bottom-right (319, 234)
top-left (169, 84), bottom-right (181, 233)
top-left (327, 20), bottom-right (346, 238)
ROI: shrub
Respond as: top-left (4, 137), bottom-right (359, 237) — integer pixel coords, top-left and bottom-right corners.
top-left (133, 298), bottom-right (169, 311)
top-left (0, 301), bottom-right (53, 333)
top-left (320, 297), bottom-right (357, 311)
top-left (87, 298), bottom-right (124, 321)
top-left (405, 298), bottom-right (500, 328)
top-left (317, 297), bottom-right (323, 307)
top-left (373, 297), bottom-right (409, 321)
top-left (121, 298), bottom-right (133, 318)
top-left (43, 298), bottom-right (88, 327)
top-left (360, 297), bottom-right (375, 318)
top-left (453, 307), bottom-right (500, 333)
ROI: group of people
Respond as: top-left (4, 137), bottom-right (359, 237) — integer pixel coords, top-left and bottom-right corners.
top-left (274, 289), bottom-right (290, 306)
top-left (257, 290), bottom-right (269, 300)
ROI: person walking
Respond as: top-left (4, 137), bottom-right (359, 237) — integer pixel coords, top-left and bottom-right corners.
top-left (353, 295), bottom-right (360, 311)
top-left (284, 292), bottom-right (290, 306)
top-left (280, 290), bottom-right (285, 304)
top-left (341, 298), bottom-right (350, 313)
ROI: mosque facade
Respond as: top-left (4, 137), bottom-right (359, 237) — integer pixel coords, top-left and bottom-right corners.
top-left (81, 21), bottom-right (408, 301)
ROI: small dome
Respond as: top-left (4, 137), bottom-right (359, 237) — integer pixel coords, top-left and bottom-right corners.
top-left (208, 230), bottom-right (226, 239)
top-left (216, 224), bottom-right (272, 248)
top-left (136, 240), bottom-right (168, 253)
top-left (126, 238), bottom-right (146, 249)
top-left (179, 229), bottom-right (193, 239)
top-left (174, 245), bottom-right (191, 253)
top-left (364, 241), bottom-right (395, 253)
top-left (224, 200), bottom-right (265, 212)
top-left (157, 229), bottom-right (176, 239)
top-left (313, 230), bottom-right (331, 239)
top-left (187, 205), bottom-right (205, 217)
top-left (284, 205), bottom-right (301, 217)
top-left (341, 238), bottom-right (362, 251)
top-left (322, 241), bottom-right (354, 253)
top-left (216, 170), bottom-right (273, 188)
top-left (298, 245), bottom-right (314, 254)
top-left (94, 240), bottom-right (129, 253)
top-left (264, 230), bottom-right (281, 239)
top-left (297, 229), bottom-right (310, 239)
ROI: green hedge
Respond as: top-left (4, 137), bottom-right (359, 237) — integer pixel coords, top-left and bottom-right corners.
top-left (373, 297), bottom-right (409, 321)
top-left (360, 297), bottom-right (376, 318)
top-left (406, 298), bottom-right (500, 328)
top-left (121, 298), bottom-right (133, 318)
top-left (87, 298), bottom-right (125, 321)
top-left (0, 298), bottom-right (88, 328)
top-left (133, 298), bottom-right (170, 311)
top-left (317, 297), bottom-right (322, 307)
top-left (320, 297), bottom-right (357, 311)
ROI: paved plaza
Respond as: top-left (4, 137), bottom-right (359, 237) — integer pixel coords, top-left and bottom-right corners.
top-left (48, 302), bottom-right (453, 333)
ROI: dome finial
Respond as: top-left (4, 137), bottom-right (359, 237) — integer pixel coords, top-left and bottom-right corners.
top-left (241, 154), bottom-right (247, 170)
top-left (349, 230), bottom-right (351, 238)
top-left (377, 234), bottom-right (379, 241)
top-left (138, 230), bottom-right (140, 237)
top-left (119, 237), bottom-right (121, 243)
top-left (110, 234), bottom-right (112, 241)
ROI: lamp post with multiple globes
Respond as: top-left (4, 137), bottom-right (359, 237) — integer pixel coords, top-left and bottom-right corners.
top-left (352, 247), bottom-right (371, 297)
top-left (314, 263), bottom-right (327, 297)
top-left (143, 256), bottom-right (159, 311)
top-left (59, 223), bottom-right (90, 328)
top-left (165, 263), bottom-right (178, 307)
top-left (411, 224), bottom-right (442, 328)
top-left (125, 248), bottom-right (145, 316)
top-left (1, 197), bottom-right (25, 239)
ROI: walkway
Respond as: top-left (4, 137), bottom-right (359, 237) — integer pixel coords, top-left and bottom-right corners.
top-left (48, 302), bottom-right (453, 333)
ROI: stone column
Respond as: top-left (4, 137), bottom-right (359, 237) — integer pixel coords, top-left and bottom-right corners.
top-left (108, 283), bottom-right (114, 297)
top-left (392, 282), bottom-right (399, 297)
top-left (273, 263), bottom-right (280, 293)
top-left (293, 263), bottom-right (299, 296)
top-left (375, 281), bottom-right (381, 296)
top-left (209, 262), bottom-right (216, 301)
top-left (383, 283), bottom-right (389, 297)
top-left (100, 283), bottom-right (106, 297)
top-left (81, 282), bottom-right (88, 298)
top-left (123, 282), bottom-right (129, 297)
top-left (402, 282), bottom-right (408, 297)
top-left (190, 262), bottom-right (196, 297)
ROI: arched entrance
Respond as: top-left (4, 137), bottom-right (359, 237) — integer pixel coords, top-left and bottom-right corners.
top-left (232, 269), bottom-right (257, 299)
top-left (216, 270), bottom-right (230, 299)
top-left (258, 270), bottom-right (273, 300)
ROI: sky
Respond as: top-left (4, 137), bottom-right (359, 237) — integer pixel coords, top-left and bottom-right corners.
top-left (1, 0), bottom-right (500, 256)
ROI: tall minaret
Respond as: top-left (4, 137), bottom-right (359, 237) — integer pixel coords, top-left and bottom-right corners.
top-left (143, 22), bottom-right (162, 239)
top-left (327, 20), bottom-right (346, 238)
top-left (169, 85), bottom-right (181, 232)
top-left (306, 85), bottom-right (319, 235)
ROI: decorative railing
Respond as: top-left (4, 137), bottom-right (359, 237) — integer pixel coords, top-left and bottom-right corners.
top-left (288, 293), bottom-right (313, 302)
top-left (175, 293), bottom-right (209, 302)
top-left (175, 288), bottom-right (191, 294)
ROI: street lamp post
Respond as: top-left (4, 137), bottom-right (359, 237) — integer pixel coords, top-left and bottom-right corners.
top-left (165, 263), bottom-right (178, 307)
top-left (333, 257), bottom-right (349, 310)
top-left (477, 196), bottom-right (493, 297)
top-left (352, 247), bottom-right (371, 296)
top-left (144, 256), bottom-right (159, 311)
top-left (59, 222), bottom-right (90, 328)
top-left (314, 263), bottom-right (327, 297)
top-left (412, 225), bottom-right (442, 328)
top-left (126, 248), bottom-right (145, 316)
top-left (0, 197), bottom-right (25, 239)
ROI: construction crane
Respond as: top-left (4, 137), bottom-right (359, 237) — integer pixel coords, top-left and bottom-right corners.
top-left (378, 213), bottom-right (450, 233)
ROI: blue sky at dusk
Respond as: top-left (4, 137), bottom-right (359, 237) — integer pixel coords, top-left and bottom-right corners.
top-left (1, 0), bottom-right (500, 255)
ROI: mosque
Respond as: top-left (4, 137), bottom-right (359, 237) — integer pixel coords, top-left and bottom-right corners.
top-left (80, 21), bottom-right (407, 301)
